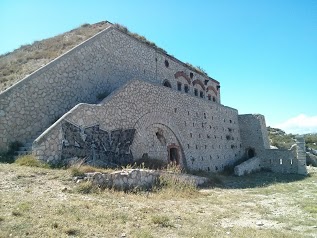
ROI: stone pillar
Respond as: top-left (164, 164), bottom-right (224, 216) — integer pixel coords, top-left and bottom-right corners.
top-left (296, 135), bottom-right (307, 175)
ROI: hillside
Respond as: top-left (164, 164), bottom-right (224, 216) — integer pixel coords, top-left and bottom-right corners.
top-left (267, 127), bottom-right (317, 150)
top-left (0, 22), bottom-right (109, 92)
top-left (267, 127), bottom-right (317, 166)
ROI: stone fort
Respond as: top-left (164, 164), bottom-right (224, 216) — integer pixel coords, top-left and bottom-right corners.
top-left (0, 22), bottom-right (307, 175)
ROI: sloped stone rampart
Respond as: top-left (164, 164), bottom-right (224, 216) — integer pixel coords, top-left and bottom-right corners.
top-left (82, 169), bottom-right (208, 190)
top-left (234, 157), bottom-right (261, 176)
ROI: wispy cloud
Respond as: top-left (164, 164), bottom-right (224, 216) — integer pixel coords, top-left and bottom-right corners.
top-left (274, 114), bottom-right (317, 134)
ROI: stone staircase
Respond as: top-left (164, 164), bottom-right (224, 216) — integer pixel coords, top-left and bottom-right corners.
top-left (15, 141), bottom-right (33, 157)
top-left (15, 133), bottom-right (43, 158)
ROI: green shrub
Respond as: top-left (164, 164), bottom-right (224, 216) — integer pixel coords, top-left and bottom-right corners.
top-left (151, 215), bottom-right (173, 227)
top-left (15, 155), bottom-right (50, 168)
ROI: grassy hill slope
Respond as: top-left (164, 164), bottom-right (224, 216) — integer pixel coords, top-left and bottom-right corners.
top-left (0, 22), bottom-right (109, 92)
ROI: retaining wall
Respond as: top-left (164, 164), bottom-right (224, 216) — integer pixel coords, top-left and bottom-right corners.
top-left (33, 80), bottom-right (241, 172)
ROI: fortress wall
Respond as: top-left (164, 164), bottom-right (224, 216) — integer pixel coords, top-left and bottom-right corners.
top-left (238, 114), bottom-right (270, 157)
top-left (33, 80), bottom-right (241, 172)
top-left (0, 25), bottom-right (219, 151)
top-left (259, 149), bottom-right (298, 174)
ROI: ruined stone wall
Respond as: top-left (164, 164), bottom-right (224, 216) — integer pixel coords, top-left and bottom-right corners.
top-left (0, 24), bottom-right (219, 151)
top-left (238, 114), bottom-right (270, 157)
top-left (33, 80), bottom-right (241, 172)
top-left (260, 149), bottom-right (298, 174)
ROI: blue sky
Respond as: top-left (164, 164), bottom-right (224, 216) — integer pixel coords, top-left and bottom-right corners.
top-left (1, 0), bottom-right (316, 134)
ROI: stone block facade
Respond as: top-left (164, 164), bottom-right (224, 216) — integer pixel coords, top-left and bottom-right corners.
top-left (33, 80), bottom-right (241, 172)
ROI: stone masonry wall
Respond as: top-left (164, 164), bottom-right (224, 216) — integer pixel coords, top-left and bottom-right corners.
top-left (238, 114), bottom-right (270, 157)
top-left (260, 148), bottom-right (298, 174)
top-left (33, 80), bottom-right (241, 172)
top-left (0, 23), bottom-right (219, 151)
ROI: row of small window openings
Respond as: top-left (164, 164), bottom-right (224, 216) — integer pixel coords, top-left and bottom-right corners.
top-left (186, 111), bottom-right (235, 124)
top-left (177, 82), bottom-right (216, 102)
top-left (187, 144), bottom-right (239, 150)
top-left (188, 122), bottom-right (236, 134)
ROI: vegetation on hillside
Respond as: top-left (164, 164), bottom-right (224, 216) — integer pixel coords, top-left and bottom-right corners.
top-left (267, 126), bottom-right (317, 151)
top-left (0, 22), bottom-right (109, 92)
top-left (267, 127), bottom-right (296, 149)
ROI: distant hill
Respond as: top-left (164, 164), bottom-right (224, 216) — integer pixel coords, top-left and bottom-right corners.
top-left (0, 22), bottom-right (109, 92)
top-left (267, 126), bottom-right (317, 166)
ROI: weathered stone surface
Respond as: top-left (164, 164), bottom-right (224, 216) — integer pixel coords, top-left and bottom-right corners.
top-left (84, 169), bottom-right (208, 190)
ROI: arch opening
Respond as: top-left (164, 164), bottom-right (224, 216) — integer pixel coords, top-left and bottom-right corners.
top-left (163, 80), bottom-right (172, 88)
top-left (247, 148), bottom-right (255, 158)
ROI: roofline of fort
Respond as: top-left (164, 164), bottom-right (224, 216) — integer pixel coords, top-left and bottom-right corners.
top-left (105, 21), bottom-right (220, 85)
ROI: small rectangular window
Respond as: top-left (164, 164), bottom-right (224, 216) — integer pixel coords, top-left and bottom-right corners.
top-left (177, 82), bottom-right (182, 91)
top-left (200, 91), bottom-right (204, 98)
top-left (184, 85), bottom-right (189, 93)
top-left (208, 95), bottom-right (211, 101)
top-left (194, 89), bottom-right (198, 96)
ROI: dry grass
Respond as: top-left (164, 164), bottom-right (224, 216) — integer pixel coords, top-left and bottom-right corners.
top-left (0, 163), bottom-right (316, 238)
top-left (0, 21), bottom-right (109, 92)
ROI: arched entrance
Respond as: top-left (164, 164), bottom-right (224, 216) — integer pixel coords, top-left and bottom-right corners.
top-left (247, 148), bottom-right (255, 158)
top-left (163, 80), bottom-right (172, 88)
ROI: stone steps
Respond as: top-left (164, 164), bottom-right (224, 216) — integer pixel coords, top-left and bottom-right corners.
top-left (14, 134), bottom-right (42, 158)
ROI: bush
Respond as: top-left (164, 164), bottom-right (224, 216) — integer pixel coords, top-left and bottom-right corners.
top-left (153, 174), bottom-right (198, 198)
top-left (15, 155), bottom-right (50, 168)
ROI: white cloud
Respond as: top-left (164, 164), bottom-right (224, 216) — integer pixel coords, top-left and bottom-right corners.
top-left (274, 114), bottom-right (317, 134)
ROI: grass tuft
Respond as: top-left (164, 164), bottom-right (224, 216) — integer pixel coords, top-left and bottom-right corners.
top-left (69, 165), bottom-right (106, 177)
top-left (15, 155), bottom-right (50, 168)
top-left (151, 215), bottom-right (173, 227)
top-left (75, 181), bottom-right (99, 194)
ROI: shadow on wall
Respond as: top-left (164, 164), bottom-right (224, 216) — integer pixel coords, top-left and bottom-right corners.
top-left (213, 171), bottom-right (308, 189)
